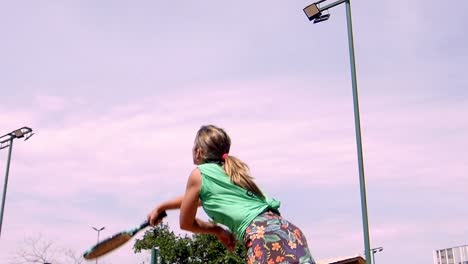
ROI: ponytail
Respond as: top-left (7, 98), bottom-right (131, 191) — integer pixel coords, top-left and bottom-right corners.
top-left (194, 125), bottom-right (264, 198)
top-left (223, 155), bottom-right (264, 199)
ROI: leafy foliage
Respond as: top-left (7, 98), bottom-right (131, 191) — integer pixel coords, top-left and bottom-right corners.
top-left (134, 223), bottom-right (246, 264)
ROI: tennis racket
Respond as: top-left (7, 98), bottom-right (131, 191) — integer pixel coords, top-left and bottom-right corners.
top-left (83, 211), bottom-right (167, 260)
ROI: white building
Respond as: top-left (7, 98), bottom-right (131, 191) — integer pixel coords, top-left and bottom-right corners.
top-left (434, 245), bottom-right (468, 264)
top-left (317, 255), bottom-right (366, 264)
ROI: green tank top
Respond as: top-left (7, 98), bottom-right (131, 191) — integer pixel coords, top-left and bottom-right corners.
top-left (198, 163), bottom-right (281, 241)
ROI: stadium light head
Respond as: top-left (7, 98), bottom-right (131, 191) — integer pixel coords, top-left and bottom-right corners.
top-left (304, 1), bottom-right (331, 24)
top-left (313, 13), bottom-right (331, 24)
top-left (25, 132), bottom-right (35, 141)
top-left (0, 127), bottom-right (34, 149)
top-left (13, 129), bottom-right (25, 138)
top-left (12, 127), bottom-right (33, 140)
top-left (372, 247), bottom-right (384, 253)
top-left (303, 2), bottom-right (322, 21)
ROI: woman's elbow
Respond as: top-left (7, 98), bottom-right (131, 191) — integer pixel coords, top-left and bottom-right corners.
top-left (180, 220), bottom-right (192, 231)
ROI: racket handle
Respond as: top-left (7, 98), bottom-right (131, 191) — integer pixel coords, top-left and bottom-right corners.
top-left (142, 211), bottom-right (168, 228)
top-left (157, 211), bottom-right (168, 220)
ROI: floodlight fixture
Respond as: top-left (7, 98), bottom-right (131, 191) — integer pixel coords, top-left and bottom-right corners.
top-left (313, 13), bottom-right (331, 24)
top-left (303, 0), bottom-right (327, 21)
top-left (14, 130), bottom-right (24, 138)
top-left (25, 132), bottom-right (35, 141)
top-left (371, 247), bottom-right (383, 253)
top-left (93, 226), bottom-right (105, 232)
top-left (0, 127), bottom-right (34, 150)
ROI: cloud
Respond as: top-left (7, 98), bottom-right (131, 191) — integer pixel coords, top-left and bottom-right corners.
top-left (34, 95), bottom-right (67, 112)
top-left (3, 77), bottom-right (467, 204)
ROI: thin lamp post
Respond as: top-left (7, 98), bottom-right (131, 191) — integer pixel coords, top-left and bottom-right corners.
top-left (303, 1), bottom-right (372, 264)
top-left (151, 246), bottom-right (159, 264)
top-left (92, 226), bottom-right (105, 264)
top-left (371, 247), bottom-right (383, 264)
top-left (0, 127), bottom-right (34, 238)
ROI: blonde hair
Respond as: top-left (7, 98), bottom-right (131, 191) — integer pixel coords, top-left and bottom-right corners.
top-left (194, 125), bottom-right (264, 198)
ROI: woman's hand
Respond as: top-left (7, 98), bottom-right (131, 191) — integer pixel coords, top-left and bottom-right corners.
top-left (216, 227), bottom-right (236, 252)
top-left (147, 206), bottom-right (165, 226)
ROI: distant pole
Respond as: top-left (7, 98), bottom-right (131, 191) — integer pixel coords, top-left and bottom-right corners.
top-left (0, 127), bottom-right (34, 238)
top-left (371, 247), bottom-right (384, 264)
top-left (151, 247), bottom-right (159, 264)
top-left (0, 139), bottom-right (13, 238)
top-left (92, 226), bottom-right (105, 264)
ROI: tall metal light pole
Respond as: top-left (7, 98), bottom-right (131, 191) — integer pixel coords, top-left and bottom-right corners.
top-left (0, 127), bottom-right (34, 238)
top-left (92, 226), bottom-right (105, 264)
top-left (303, 1), bottom-right (372, 264)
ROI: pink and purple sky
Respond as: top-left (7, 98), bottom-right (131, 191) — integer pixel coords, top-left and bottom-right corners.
top-left (1, 1), bottom-right (467, 263)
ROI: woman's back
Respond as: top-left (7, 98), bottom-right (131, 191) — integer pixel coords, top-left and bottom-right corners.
top-left (198, 163), bottom-right (280, 241)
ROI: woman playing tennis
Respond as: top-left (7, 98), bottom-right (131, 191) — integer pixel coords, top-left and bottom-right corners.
top-left (148, 125), bottom-right (315, 264)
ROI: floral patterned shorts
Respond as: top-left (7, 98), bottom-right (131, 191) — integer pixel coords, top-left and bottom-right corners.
top-left (243, 211), bottom-right (315, 264)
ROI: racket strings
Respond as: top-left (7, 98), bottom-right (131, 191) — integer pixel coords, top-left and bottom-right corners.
top-left (82, 212), bottom-right (166, 260)
top-left (84, 234), bottom-right (131, 259)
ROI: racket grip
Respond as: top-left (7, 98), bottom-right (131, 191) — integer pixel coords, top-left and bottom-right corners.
top-left (157, 211), bottom-right (168, 220)
top-left (144, 211), bottom-right (168, 228)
